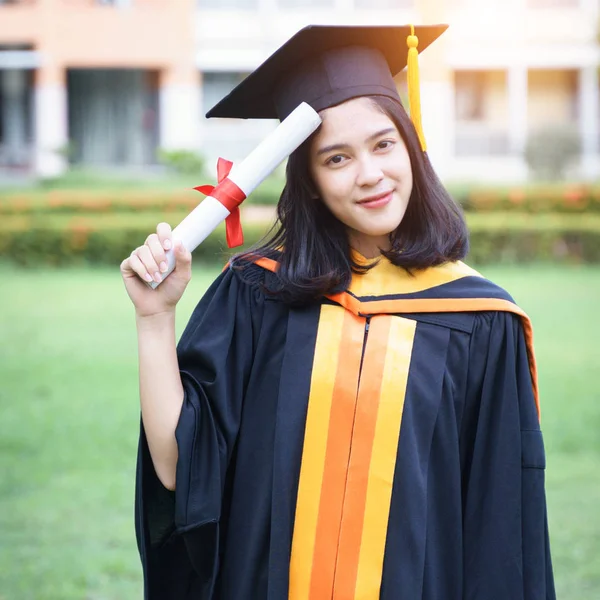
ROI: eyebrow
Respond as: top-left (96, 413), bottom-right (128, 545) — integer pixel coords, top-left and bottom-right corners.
top-left (316, 127), bottom-right (397, 156)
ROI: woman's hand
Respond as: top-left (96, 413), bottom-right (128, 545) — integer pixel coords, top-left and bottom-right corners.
top-left (120, 222), bottom-right (192, 318)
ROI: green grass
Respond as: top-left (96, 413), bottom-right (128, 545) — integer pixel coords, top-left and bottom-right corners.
top-left (0, 263), bottom-right (599, 599)
top-left (482, 265), bottom-right (600, 599)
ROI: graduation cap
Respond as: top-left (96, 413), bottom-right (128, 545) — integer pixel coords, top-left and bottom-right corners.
top-left (206, 24), bottom-right (448, 152)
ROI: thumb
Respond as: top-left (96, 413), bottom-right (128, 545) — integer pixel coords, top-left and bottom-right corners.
top-left (173, 239), bottom-right (192, 280)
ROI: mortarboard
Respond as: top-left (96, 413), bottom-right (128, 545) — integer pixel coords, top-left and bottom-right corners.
top-left (206, 24), bottom-right (448, 151)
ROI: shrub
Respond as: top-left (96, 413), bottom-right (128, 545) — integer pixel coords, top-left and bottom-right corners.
top-left (157, 149), bottom-right (206, 177)
top-left (5, 181), bottom-right (600, 216)
top-left (448, 183), bottom-right (600, 214)
top-left (0, 214), bottom-right (273, 267)
top-left (525, 126), bottom-right (582, 181)
top-left (1, 212), bottom-right (598, 266)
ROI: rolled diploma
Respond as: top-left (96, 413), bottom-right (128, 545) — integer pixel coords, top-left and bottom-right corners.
top-left (147, 102), bottom-right (322, 289)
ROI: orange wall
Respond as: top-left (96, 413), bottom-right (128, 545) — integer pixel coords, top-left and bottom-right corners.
top-left (0, 1), bottom-right (43, 42)
top-left (0, 0), bottom-right (197, 84)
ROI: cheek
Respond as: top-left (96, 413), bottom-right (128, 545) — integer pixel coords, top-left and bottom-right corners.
top-left (314, 169), bottom-right (353, 206)
top-left (393, 146), bottom-right (412, 174)
top-left (320, 189), bottom-right (347, 219)
top-left (390, 149), bottom-right (413, 193)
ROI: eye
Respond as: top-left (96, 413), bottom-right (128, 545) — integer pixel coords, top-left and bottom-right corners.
top-left (376, 139), bottom-right (395, 151)
top-left (325, 154), bottom-right (347, 166)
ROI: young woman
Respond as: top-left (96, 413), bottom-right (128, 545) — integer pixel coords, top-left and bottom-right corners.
top-left (121, 25), bottom-right (555, 600)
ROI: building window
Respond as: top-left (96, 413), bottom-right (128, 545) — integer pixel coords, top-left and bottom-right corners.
top-left (198, 0), bottom-right (258, 8)
top-left (454, 70), bottom-right (511, 156)
top-left (455, 71), bottom-right (486, 121)
top-left (0, 69), bottom-right (34, 169)
top-left (528, 69), bottom-right (579, 127)
top-left (67, 69), bottom-right (159, 166)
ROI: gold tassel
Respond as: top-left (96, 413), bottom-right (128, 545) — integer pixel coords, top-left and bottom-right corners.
top-left (407, 25), bottom-right (427, 152)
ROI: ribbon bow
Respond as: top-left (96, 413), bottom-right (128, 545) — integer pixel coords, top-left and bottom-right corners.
top-left (194, 157), bottom-right (246, 248)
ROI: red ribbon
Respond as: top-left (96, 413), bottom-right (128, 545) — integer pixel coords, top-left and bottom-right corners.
top-left (194, 157), bottom-right (246, 248)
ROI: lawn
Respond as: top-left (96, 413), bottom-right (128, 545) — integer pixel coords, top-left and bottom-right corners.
top-left (0, 262), bottom-right (598, 599)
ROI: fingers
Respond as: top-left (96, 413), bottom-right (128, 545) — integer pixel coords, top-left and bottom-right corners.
top-left (137, 244), bottom-right (162, 283)
top-left (121, 223), bottom-right (178, 285)
top-left (122, 251), bottom-right (153, 283)
top-left (146, 233), bottom-right (168, 275)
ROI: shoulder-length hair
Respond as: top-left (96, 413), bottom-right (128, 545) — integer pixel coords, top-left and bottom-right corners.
top-left (234, 94), bottom-right (469, 306)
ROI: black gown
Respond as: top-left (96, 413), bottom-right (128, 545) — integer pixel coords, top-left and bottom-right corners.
top-left (135, 255), bottom-right (555, 600)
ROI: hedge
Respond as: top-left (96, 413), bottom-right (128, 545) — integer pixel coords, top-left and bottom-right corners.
top-left (0, 177), bottom-right (286, 214)
top-left (1, 211), bottom-right (599, 266)
top-left (2, 182), bottom-right (600, 215)
top-left (466, 214), bottom-right (600, 263)
top-left (454, 183), bottom-right (600, 214)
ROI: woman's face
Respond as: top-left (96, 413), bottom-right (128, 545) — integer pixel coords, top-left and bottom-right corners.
top-left (309, 97), bottom-right (413, 258)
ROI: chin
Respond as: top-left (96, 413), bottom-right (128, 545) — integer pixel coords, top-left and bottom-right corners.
top-left (359, 221), bottom-right (401, 238)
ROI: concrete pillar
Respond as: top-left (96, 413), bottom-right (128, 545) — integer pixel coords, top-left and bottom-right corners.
top-left (34, 65), bottom-right (68, 178)
top-left (579, 65), bottom-right (599, 178)
top-left (1, 69), bottom-right (29, 166)
top-left (414, 0), bottom-right (454, 180)
top-left (159, 67), bottom-right (201, 152)
top-left (508, 66), bottom-right (528, 155)
top-left (421, 81), bottom-right (454, 180)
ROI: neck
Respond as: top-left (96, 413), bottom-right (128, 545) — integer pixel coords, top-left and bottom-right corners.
top-left (349, 232), bottom-right (391, 259)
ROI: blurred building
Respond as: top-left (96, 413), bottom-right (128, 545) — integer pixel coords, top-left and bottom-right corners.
top-left (0, 0), bottom-right (598, 181)
top-left (0, 0), bottom-right (199, 178)
top-left (444, 0), bottom-right (600, 181)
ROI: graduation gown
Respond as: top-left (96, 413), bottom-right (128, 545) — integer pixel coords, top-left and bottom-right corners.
top-left (135, 256), bottom-right (555, 600)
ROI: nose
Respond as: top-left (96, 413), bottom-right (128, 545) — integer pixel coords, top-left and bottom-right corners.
top-left (355, 153), bottom-right (384, 187)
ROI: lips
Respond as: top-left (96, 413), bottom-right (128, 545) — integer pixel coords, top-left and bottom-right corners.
top-left (357, 191), bottom-right (393, 209)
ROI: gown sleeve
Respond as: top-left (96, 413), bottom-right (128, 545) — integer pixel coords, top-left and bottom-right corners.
top-left (461, 311), bottom-right (556, 600)
top-left (135, 265), bottom-right (265, 600)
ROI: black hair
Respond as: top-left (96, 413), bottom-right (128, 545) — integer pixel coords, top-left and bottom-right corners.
top-left (234, 95), bottom-right (469, 306)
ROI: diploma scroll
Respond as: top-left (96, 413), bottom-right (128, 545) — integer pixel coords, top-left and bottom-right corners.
top-left (146, 102), bottom-right (322, 289)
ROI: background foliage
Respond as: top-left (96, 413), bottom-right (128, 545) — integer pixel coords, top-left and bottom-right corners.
top-left (1, 179), bottom-right (600, 266)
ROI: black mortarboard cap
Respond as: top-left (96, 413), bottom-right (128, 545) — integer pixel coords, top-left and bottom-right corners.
top-left (206, 24), bottom-right (448, 151)
top-left (206, 24), bottom-right (447, 120)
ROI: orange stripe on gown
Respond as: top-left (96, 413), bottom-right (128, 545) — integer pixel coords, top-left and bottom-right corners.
top-left (353, 316), bottom-right (416, 598)
top-left (309, 309), bottom-right (366, 597)
top-left (290, 308), bottom-right (417, 599)
top-left (289, 306), bottom-right (364, 599)
top-left (332, 316), bottom-right (390, 598)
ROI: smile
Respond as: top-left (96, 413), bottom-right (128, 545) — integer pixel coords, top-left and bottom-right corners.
top-left (357, 191), bottom-right (393, 209)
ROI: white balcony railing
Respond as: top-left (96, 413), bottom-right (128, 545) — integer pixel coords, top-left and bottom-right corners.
top-left (455, 128), bottom-right (511, 156)
top-left (526, 0), bottom-right (580, 7)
